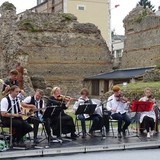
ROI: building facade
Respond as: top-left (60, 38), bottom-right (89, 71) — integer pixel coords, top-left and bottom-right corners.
top-left (63, 0), bottom-right (111, 49)
top-left (32, 0), bottom-right (111, 50)
top-left (30, 0), bottom-right (63, 13)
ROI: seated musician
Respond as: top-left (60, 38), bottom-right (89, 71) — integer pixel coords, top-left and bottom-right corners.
top-left (139, 88), bottom-right (157, 138)
top-left (45, 87), bottom-right (77, 140)
top-left (106, 85), bottom-right (131, 138)
top-left (73, 88), bottom-right (103, 138)
top-left (21, 89), bottom-right (48, 144)
top-left (0, 85), bottom-right (33, 147)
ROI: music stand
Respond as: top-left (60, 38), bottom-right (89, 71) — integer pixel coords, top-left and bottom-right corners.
top-left (131, 101), bottom-right (153, 112)
top-left (75, 104), bottom-right (97, 115)
top-left (75, 104), bottom-right (97, 136)
top-left (130, 101), bottom-right (153, 140)
top-left (41, 106), bottom-right (63, 145)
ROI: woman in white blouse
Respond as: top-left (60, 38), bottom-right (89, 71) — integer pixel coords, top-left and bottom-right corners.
top-left (139, 88), bottom-right (157, 138)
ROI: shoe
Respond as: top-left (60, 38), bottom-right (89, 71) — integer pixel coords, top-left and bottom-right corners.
top-left (150, 130), bottom-right (154, 136)
top-left (147, 132), bottom-right (150, 138)
top-left (82, 132), bottom-right (86, 138)
top-left (34, 138), bottom-right (39, 144)
top-left (122, 130), bottom-right (126, 137)
top-left (71, 133), bottom-right (78, 140)
top-left (118, 132), bottom-right (122, 138)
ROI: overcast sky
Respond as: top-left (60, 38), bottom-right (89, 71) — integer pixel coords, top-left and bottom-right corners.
top-left (0, 0), bottom-right (159, 35)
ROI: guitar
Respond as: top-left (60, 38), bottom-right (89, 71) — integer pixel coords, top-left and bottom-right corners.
top-left (21, 105), bottom-right (58, 120)
top-left (21, 107), bottom-right (46, 120)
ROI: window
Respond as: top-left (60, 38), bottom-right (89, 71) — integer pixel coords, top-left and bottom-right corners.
top-left (91, 80), bottom-right (99, 96)
top-left (115, 49), bottom-right (122, 58)
top-left (77, 5), bottom-right (86, 11)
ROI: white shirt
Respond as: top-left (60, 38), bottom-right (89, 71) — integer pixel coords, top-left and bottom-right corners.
top-left (139, 96), bottom-right (156, 123)
top-left (73, 96), bottom-right (101, 118)
top-left (22, 96), bottom-right (45, 118)
top-left (0, 94), bottom-right (21, 114)
top-left (106, 94), bottom-right (129, 114)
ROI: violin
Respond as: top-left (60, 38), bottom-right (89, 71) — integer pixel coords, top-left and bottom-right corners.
top-left (57, 95), bottom-right (77, 101)
top-left (115, 94), bottom-right (129, 103)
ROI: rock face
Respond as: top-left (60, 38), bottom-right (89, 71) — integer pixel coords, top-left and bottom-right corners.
top-left (0, 2), bottom-right (112, 96)
top-left (121, 6), bottom-right (160, 68)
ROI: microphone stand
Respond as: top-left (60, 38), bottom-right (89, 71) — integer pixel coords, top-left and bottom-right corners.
top-left (6, 105), bottom-right (13, 148)
top-left (100, 98), bottom-right (113, 139)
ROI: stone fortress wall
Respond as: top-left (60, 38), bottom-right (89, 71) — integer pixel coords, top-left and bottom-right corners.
top-left (121, 6), bottom-right (160, 69)
top-left (0, 2), bottom-right (112, 96)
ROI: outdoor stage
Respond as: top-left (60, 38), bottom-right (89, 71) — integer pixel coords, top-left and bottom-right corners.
top-left (1, 130), bottom-right (160, 159)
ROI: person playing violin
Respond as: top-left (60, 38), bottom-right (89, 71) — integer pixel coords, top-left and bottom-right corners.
top-left (45, 87), bottom-right (77, 140)
top-left (106, 85), bottom-right (131, 138)
top-left (139, 88), bottom-right (157, 138)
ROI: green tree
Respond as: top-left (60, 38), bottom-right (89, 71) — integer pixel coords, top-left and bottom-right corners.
top-left (138, 0), bottom-right (155, 12)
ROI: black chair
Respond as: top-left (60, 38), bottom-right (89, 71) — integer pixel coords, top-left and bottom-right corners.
top-left (75, 116), bottom-right (92, 136)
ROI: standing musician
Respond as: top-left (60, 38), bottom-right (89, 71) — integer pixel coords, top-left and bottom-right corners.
top-left (0, 85), bottom-right (33, 147)
top-left (139, 88), bottom-right (157, 138)
top-left (106, 85), bottom-right (131, 138)
top-left (45, 87), bottom-right (77, 140)
top-left (73, 88), bottom-right (103, 138)
top-left (21, 89), bottom-right (48, 144)
top-left (1, 69), bottom-right (25, 101)
top-left (2, 69), bottom-right (19, 96)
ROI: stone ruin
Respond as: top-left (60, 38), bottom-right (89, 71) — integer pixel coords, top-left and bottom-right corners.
top-left (121, 6), bottom-right (160, 69)
top-left (0, 2), bottom-right (112, 96)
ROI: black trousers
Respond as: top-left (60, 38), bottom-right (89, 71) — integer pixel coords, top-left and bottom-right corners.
top-left (27, 116), bottom-right (50, 139)
top-left (44, 114), bottom-right (76, 137)
top-left (111, 112), bottom-right (131, 133)
top-left (53, 114), bottom-right (76, 137)
top-left (2, 117), bottom-right (33, 143)
top-left (141, 116), bottom-right (155, 132)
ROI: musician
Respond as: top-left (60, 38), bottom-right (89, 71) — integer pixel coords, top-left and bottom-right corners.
top-left (45, 87), bottom-right (77, 140)
top-left (139, 88), bottom-right (157, 138)
top-left (2, 69), bottom-right (19, 96)
top-left (0, 85), bottom-right (33, 147)
top-left (21, 89), bottom-right (47, 144)
top-left (73, 88), bottom-right (103, 138)
top-left (1, 69), bottom-right (25, 101)
top-left (106, 85), bottom-right (131, 138)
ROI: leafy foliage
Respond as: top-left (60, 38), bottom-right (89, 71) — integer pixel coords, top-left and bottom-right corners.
top-left (138, 0), bottom-right (155, 12)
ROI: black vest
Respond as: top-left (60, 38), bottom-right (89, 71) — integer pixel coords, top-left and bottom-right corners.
top-left (6, 96), bottom-right (21, 114)
top-left (29, 96), bottom-right (43, 115)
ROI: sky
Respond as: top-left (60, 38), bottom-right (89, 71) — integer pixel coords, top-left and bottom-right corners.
top-left (0, 0), bottom-right (159, 35)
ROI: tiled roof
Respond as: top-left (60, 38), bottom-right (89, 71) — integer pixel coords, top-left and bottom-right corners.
top-left (85, 67), bottom-right (154, 80)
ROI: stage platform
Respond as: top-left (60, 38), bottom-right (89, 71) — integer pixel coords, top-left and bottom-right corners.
top-left (1, 130), bottom-right (160, 159)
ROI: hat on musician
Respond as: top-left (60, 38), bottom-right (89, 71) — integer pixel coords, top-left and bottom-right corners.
top-left (112, 85), bottom-right (121, 92)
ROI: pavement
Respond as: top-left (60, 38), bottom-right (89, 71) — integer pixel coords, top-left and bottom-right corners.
top-left (1, 128), bottom-right (160, 159)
